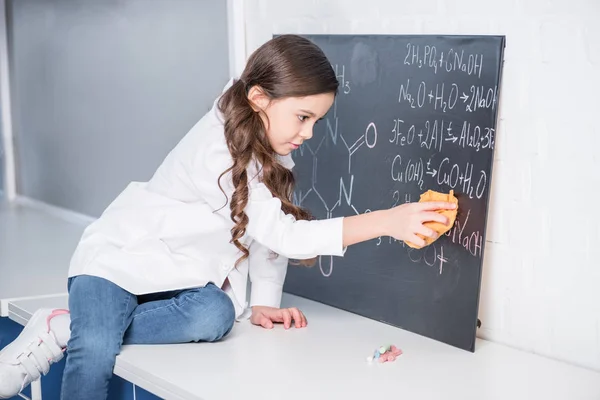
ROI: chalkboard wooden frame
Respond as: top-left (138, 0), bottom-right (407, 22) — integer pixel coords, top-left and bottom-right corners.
top-left (282, 34), bottom-right (505, 352)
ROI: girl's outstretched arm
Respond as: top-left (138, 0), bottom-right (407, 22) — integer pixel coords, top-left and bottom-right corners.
top-left (191, 140), bottom-right (455, 259)
top-left (342, 202), bottom-right (455, 249)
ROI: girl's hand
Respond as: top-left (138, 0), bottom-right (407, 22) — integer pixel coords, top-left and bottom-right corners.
top-left (386, 201), bottom-right (457, 247)
top-left (250, 305), bottom-right (307, 329)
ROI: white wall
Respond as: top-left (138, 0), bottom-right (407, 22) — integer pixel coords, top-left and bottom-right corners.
top-left (242, 0), bottom-right (600, 371)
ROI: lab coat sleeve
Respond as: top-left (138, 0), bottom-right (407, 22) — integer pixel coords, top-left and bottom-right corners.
top-left (248, 240), bottom-right (287, 308)
top-left (190, 137), bottom-right (346, 260)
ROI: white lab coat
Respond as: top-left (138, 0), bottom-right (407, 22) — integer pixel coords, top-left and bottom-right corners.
top-left (67, 80), bottom-right (346, 319)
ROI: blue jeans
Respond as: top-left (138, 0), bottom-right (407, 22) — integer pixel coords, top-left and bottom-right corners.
top-left (61, 275), bottom-right (235, 400)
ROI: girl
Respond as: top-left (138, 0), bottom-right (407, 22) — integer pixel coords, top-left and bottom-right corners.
top-left (0, 34), bottom-right (455, 399)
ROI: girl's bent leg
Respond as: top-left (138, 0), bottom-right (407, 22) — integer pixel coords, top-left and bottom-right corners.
top-left (61, 275), bottom-right (137, 400)
top-left (123, 283), bottom-right (235, 345)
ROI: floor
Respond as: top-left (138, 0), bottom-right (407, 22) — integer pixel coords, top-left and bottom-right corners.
top-left (0, 199), bottom-right (86, 303)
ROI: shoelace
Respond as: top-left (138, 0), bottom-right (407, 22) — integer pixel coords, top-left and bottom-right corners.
top-left (16, 331), bottom-right (63, 383)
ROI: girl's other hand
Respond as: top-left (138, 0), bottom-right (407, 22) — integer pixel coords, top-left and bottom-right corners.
top-left (250, 306), bottom-right (307, 329)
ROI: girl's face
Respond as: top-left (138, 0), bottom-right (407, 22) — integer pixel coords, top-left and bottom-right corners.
top-left (248, 87), bottom-right (335, 156)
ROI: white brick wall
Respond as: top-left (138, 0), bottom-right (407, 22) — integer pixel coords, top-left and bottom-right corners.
top-left (242, 0), bottom-right (600, 371)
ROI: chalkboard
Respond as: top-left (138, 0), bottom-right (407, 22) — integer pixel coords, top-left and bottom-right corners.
top-left (284, 35), bottom-right (505, 352)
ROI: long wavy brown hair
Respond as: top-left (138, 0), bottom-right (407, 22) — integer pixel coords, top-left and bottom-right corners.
top-left (217, 35), bottom-right (339, 267)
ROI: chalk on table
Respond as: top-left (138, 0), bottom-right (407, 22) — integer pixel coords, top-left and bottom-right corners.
top-left (367, 344), bottom-right (403, 363)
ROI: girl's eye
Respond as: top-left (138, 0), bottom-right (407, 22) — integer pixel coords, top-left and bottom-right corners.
top-left (298, 115), bottom-right (309, 122)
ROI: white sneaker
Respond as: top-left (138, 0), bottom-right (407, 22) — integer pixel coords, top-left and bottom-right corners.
top-left (0, 308), bottom-right (69, 399)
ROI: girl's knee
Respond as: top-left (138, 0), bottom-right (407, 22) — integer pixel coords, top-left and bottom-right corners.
top-left (214, 293), bottom-right (236, 340)
top-left (66, 333), bottom-right (120, 373)
top-left (203, 288), bottom-right (235, 341)
top-left (185, 287), bottom-right (235, 342)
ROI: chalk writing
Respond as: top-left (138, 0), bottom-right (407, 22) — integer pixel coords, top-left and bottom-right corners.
top-left (390, 118), bottom-right (495, 153)
top-left (434, 157), bottom-right (488, 200)
top-left (403, 43), bottom-right (485, 78)
top-left (292, 37), bottom-right (499, 279)
top-left (465, 85), bottom-right (498, 112)
top-left (444, 209), bottom-right (484, 258)
top-left (390, 155), bottom-right (425, 189)
top-left (333, 64), bottom-right (351, 94)
top-left (407, 243), bottom-right (449, 274)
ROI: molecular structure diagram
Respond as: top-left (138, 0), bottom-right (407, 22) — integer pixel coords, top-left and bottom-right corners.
top-left (292, 65), bottom-right (379, 278)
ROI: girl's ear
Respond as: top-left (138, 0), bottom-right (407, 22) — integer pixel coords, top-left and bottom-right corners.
top-left (247, 85), bottom-right (270, 112)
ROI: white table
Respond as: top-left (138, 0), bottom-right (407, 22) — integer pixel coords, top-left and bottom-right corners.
top-left (8, 293), bottom-right (600, 400)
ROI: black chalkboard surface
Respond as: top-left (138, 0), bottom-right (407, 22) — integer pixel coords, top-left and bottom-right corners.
top-left (284, 35), bottom-right (505, 352)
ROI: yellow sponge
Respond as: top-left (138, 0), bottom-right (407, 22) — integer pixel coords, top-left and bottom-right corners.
top-left (405, 190), bottom-right (459, 249)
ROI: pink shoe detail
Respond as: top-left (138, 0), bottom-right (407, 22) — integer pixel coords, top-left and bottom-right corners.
top-left (45, 309), bottom-right (69, 333)
top-left (45, 309), bottom-right (69, 354)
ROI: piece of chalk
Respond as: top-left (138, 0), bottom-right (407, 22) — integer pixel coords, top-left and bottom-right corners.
top-left (367, 356), bottom-right (373, 363)
top-left (379, 345), bottom-right (390, 354)
top-left (373, 351), bottom-right (380, 359)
